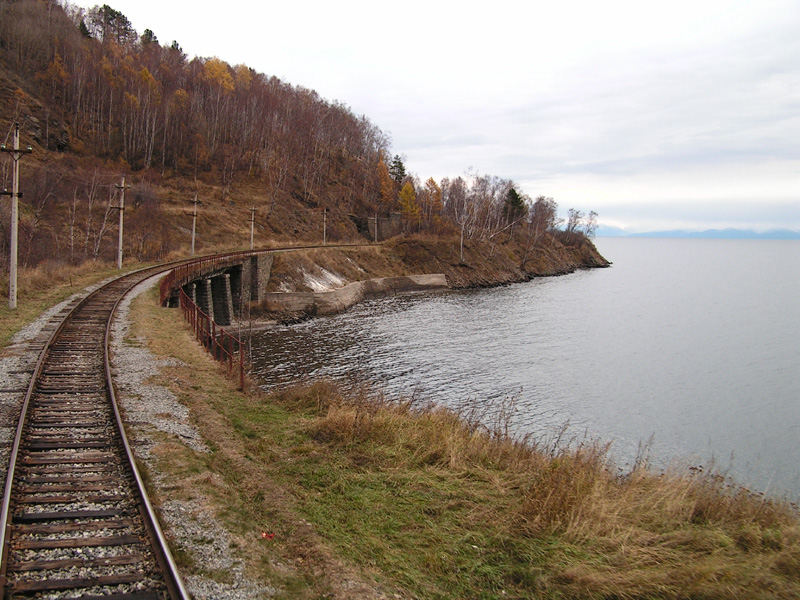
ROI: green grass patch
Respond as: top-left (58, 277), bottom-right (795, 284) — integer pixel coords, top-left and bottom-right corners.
top-left (128, 285), bottom-right (800, 600)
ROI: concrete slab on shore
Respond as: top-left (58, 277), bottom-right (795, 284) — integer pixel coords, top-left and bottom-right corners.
top-left (259, 273), bottom-right (448, 316)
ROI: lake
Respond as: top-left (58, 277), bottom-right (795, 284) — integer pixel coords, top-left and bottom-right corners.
top-left (247, 238), bottom-right (800, 499)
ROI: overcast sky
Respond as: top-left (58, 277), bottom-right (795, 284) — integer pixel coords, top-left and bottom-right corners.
top-left (74, 0), bottom-right (800, 232)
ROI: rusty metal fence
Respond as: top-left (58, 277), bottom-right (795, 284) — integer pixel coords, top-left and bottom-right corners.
top-left (178, 287), bottom-right (246, 389)
top-left (158, 244), bottom-right (360, 389)
top-left (158, 250), bottom-right (263, 390)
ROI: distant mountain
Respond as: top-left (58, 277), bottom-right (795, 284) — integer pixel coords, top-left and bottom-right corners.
top-left (595, 225), bottom-right (629, 237)
top-left (596, 227), bottom-right (800, 240)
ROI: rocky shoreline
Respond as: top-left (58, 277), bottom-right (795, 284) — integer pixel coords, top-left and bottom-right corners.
top-left (248, 237), bottom-right (609, 323)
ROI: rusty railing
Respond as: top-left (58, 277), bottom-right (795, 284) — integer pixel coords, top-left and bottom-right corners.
top-left (159, 244), bottom-right (361, 388)
top-left (178, 287), bottom-right (245, 389)
top-left (159, 249), bottom-right (260, 307)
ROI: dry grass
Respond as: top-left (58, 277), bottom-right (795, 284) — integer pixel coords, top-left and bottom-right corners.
top-left (5, 250), bottom-right (796, 599)
top-left (0, 259), bottom-right (122, 347)
top-left (0, 259), bottom-right (111, 296)
top-left (125, 288), bottom-right (407, 599)
top-left (302, 385), bottom-right (800, 599)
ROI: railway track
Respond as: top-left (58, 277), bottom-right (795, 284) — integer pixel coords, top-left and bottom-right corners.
top-left (0, 266), bottom-right (190, 599)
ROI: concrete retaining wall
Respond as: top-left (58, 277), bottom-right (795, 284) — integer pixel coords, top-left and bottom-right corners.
top-left (260, 274), bottom-right (448, 316)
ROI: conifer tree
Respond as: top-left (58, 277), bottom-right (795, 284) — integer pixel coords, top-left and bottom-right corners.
top-left (503, 187), bottom-right (526, 222)
top-left (389, 154), bottom-right (406, 185)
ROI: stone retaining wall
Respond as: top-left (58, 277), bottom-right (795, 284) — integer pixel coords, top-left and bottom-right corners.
top-left (259, 274), bottom-right (448, 316)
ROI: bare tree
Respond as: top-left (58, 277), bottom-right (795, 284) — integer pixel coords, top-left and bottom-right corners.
top-left (521, 196), bottom-right (558, 268)
top-left (91, 187), bottom-right (116, 260)
top-left (566, 208), bottom-right (585, 233)
top-left (82, 172), bottom-right (101, 260)
top-left (443, 176), bottom-right (472, 263)
top-left (69, 188), bottom-right (78, 263)
top-left (20, 168), bottom-right (63, 265)
top-left (584, 210), bottom-right (598, 238)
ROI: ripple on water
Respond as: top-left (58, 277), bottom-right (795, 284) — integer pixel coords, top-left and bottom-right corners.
top-left (249, 239), bottom-right (800, 499)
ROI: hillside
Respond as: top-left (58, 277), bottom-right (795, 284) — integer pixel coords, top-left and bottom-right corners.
top-left (3, 5), bottom-right (800, 600)
top-left (0, 0), bottom-right (603, 279)
top-left (263, 236), bottom-right (608, 295)
top-left (0, 0), bottom-right (387, 266)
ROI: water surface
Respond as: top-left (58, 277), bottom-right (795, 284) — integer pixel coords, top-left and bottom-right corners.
top-left (248, 238), bottom-right (800, 498)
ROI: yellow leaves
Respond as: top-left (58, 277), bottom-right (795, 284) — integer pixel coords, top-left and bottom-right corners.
top-left (234, 64), bottom-right (253, 93)
top-left (204, 57), bottom-right (234, 94)
top-left (123, 91), bottom-right (140, 111)
top-left (377, 158), bottom-right (395, 207)
top-left (423, 177), bottom-right (443, 215)
top-left (171, 89), bottom-right (189, 111)
top-left (138, 67), bottom-right (159, 94)
top-left (36, 54), bottom-right (70, 90)
top-left (101, 56), bottom-right (114, 79)
top-left (13, 88), bottom-right (30, 103)
top-left (399, 182), bottom-right (421, 224)
top-left (35, 55), bottom-right (69, 102)
top-left (100, 56), bottom-right (124, 89)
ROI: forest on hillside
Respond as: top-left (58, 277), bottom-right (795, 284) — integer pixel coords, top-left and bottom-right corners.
top-left (0, 0), bottom-right (596, 268)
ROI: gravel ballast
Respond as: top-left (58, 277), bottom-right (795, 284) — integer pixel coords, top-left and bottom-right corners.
top-left (111, 275), bottom-right (277, 599)
top-left (0, 276), bottom-right (276, 599)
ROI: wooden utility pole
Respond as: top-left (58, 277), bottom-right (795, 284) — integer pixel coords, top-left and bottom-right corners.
top-left (1, 123), bottom-right (32, 309)
top-left (115, 175), bottom-right (130, 269)
top-left (190, 195), bottom-right (201, 256)
top-left (249, 205), bottom-right (256, 250)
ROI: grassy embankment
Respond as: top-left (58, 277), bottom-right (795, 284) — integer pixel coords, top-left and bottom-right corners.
top-left (125, 280), bottom-right (800, 598)
top-left (3, 245), bottom-right (798, 599)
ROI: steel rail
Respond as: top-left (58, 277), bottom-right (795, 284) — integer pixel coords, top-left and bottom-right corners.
top-left (0, 263), bottom-right (189, 598)
top-left (0, 242), bottom-right (372, 597)
top-left (105, 272), bottom-right (190, 600)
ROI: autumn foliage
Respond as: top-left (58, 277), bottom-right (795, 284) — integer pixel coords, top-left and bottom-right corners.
top-left (0, 0), bottom-right (597, 270)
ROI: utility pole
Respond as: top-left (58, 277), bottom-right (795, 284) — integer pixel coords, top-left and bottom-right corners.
top-left (249, 205), bottom-right (256, 250)
top-left (1, 123), bottom-right (33, 310)
top-left (190, 195), bottom-right (201, 256)
top-left (323, 207), bottom-right (327, 246)
top-left (114, 174), bottom-right (129, 270)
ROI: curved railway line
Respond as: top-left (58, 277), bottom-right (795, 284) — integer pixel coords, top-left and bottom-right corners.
top-left (0, 243), bottom-right (361, 598)
top-left (0, 264), bottom-right (190, 599)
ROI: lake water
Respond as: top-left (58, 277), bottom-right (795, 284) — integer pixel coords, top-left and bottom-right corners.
top-left (248, 238), bottom-right (800, 499)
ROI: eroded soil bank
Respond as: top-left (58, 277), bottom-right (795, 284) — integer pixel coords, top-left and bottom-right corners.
top-left (252, 235), bottom-right (609, 320)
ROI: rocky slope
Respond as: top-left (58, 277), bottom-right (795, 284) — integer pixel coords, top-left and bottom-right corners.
top-left (252, 234), bottom-right (609, 319)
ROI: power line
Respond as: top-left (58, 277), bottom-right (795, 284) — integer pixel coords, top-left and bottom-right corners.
top-left (7, 159), bottom-right (123, 188)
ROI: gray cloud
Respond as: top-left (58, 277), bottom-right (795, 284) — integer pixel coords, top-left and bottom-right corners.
top-left (75, 0), bottom-right (800, 231)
